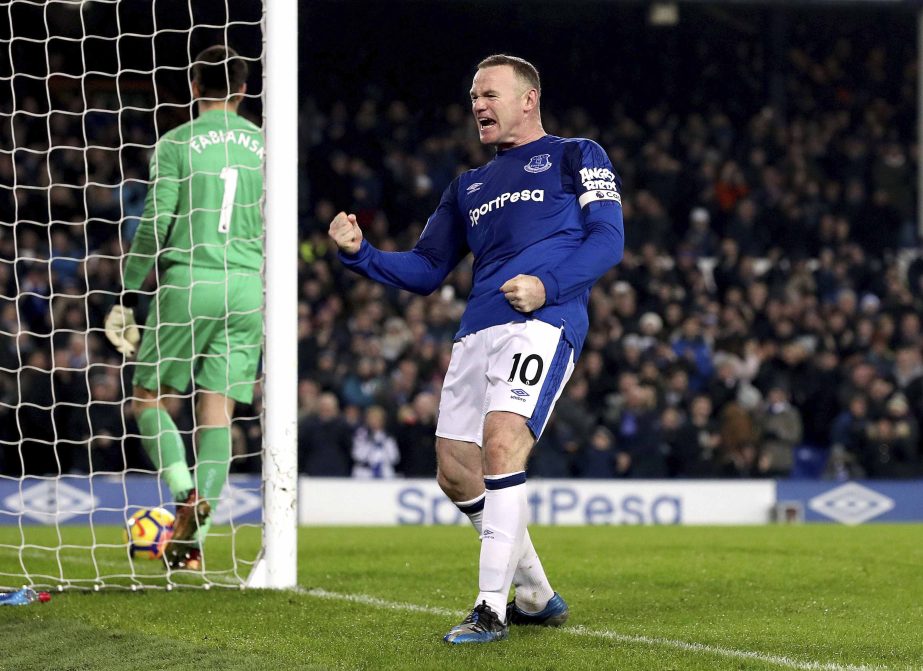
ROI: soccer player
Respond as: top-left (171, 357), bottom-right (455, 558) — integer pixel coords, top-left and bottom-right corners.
top-left (329, 55), bottom-right (625, 643)
top-left (104, 45), bottom-right (264, 571)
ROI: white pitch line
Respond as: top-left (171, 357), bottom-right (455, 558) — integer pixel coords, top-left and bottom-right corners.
top-left (299, 588), bottom-right (908, 671)
top-left (560, 626), bottom-right (897, 671)
top-left (299, 587), bottom-right (459, 618)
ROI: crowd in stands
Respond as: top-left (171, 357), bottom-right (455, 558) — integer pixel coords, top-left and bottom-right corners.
top-left (1, 19), bottom-right (921, 481)
top-left (297, 26), bottom-right (922, 480)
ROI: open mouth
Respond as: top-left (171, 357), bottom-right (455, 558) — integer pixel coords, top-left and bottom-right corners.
top-left (478, 118), bottom-right (496, 129)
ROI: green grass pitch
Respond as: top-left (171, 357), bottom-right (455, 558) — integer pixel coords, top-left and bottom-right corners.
top-left (0, 525), bottom-right (921, 671)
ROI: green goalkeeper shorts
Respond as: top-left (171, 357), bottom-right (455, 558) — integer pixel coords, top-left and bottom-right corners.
top-left (133, 265), bottom-right (263, 404)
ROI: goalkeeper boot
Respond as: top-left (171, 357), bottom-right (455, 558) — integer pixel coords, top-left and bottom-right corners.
top-left (169, 547), bottom-right (202, 571)
top-left (443, 601), bottom-right (509, 645)
top-left (506, 592), bottom-right (569, 627)
top-left (164, 490), bottom-right (210, 565)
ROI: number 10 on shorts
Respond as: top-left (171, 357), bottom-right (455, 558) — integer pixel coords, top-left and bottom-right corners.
top-left (508, 352), bottom-right (544, 385)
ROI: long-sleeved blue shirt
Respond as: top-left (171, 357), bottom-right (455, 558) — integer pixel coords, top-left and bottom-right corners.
top-left (339, 134), bottom-right (625, 359)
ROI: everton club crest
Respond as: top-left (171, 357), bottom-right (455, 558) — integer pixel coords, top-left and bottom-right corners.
top-left (524, 154), bottom-right (552, 173)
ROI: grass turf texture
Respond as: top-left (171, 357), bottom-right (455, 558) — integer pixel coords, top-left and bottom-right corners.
top-left (0, 525), bottom-right (921, 671)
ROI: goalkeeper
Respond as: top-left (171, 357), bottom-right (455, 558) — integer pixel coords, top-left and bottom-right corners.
top-left (105, 45), bottom-right (263, 571)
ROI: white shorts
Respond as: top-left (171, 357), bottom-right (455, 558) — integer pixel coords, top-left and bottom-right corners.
top-left (435, 320), bottom-right (575, 446)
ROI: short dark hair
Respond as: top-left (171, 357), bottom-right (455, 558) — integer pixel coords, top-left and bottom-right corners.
top-left (477, 54), bottom-right (540, 96)
top-left (192, 45), bottom-right (248, 99)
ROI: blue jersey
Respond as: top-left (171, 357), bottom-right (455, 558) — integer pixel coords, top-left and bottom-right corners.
top-left (339, 134), bottom-right (624, 359)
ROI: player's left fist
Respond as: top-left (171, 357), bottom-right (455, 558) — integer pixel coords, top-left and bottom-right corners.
top-left (500, 274), bottom-right (546, 313)
top-left (104, 305), bottom-right (140, 358)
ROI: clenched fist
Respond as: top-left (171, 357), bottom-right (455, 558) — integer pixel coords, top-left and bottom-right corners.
top-left (500, 274), bottom-right (546, 313)
top-left (328, 211), bottom-right (364, 255)
top-left (104, 305), bottom-right (140, 357)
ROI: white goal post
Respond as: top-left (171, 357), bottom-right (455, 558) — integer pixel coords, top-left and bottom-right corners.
top-left (0, 0), bottom-right (297, 591)
top-left (252, 0), bottom-right (298, 589)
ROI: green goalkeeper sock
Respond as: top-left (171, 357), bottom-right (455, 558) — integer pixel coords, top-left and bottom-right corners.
top-left (137, 408), bottom-right (194, 500)
top-left (194, 427), bottom-right (232, 543)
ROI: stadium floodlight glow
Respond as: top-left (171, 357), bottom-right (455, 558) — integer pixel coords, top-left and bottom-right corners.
top-left (648, 2), bottom-right (679, 26)
top-left (0, 0), bottom-right (297, 592)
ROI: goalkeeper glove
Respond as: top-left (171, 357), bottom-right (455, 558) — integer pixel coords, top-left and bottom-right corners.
top-left (104, 305), bottom-right (140, 358)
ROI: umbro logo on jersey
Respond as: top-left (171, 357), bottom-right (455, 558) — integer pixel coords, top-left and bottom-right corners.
top-left (511, 389), bottom-right (529, 397)
top-left (466, 182), bottom-right (483, 195)
top-left (524, 154), bottom-right (552, 173)
top-left (482, 529), bottom-right (495, 538)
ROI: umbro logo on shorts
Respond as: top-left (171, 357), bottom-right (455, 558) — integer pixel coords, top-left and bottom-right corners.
top-left (510, 388), bottom-right (529, 402)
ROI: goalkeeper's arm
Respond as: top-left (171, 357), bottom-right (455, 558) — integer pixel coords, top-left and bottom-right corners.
top-left (122, 137), bottom-right (181, 291)
top-left (107, 136), bottom-right (180, 358)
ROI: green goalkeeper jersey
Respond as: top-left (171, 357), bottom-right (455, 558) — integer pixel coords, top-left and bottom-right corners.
top-left (123, 109), bottom-right (264, 290)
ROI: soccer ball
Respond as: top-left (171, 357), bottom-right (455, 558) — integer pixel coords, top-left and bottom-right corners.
top-left (124, 507), bottom-right (175, 560)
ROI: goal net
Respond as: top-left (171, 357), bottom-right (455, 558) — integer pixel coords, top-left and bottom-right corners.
top-left (0, 0), bottom-right (296, 591)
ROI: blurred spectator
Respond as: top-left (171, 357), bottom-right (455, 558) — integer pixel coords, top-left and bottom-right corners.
top-left (658, 406), bottom-right (700, 477)
top-left (298, 392), bottom-right (353, 476)
top-left (341, 356), bottom-right (386, 408)
top-left (671, 316), bottom-right (714, 392)
top-left (614, 384), bottom-right (664, 477)
top-left (859, 393), bottom-right (920, 478)
top-left (395, 391), bottom-right (438, 477)
top-left (687, 394), bottom-right (721, 476)
top-left (351, 405), bottom-right (400, 479)
top-left (533, 377), bottom-right (595, 477)
top-left (682, 207), bottom-right (719, 259)
top-left (662, 367), bottom-right (692, 410)
top-left (577, 426), bottom-right (618, 479)
top-left (718, 401), bottom-right (759, 477)
top-left (758, 384), bottom-right (803, 477)
top-left (71, 371), bottom-right (128, 474)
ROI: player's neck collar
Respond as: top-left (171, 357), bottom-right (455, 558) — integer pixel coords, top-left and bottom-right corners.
top-left (496, 133), bottom-right (549, 156)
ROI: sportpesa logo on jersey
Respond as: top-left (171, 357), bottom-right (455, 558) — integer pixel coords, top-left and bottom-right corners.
top-left (469, 189), bottom-right (545, 226)
top-left (578, 167), bottom-right (621, 208)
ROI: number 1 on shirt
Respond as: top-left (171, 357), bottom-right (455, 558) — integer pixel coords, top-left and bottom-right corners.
top-left (218, 167), bottom-right (239, 233)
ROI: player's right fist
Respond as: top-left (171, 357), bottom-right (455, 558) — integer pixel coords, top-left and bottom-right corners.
top-left (328, 211), bottom-right (363, 255)
top-left (104, 305), bottom-right (140, 358)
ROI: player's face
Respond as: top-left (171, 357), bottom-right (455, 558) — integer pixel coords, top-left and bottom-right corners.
top-left (470, 65), bottom-right (530, 148)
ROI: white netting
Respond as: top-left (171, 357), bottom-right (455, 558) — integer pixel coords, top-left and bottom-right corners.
top-left (0, 0), bottom-right (266, 590)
